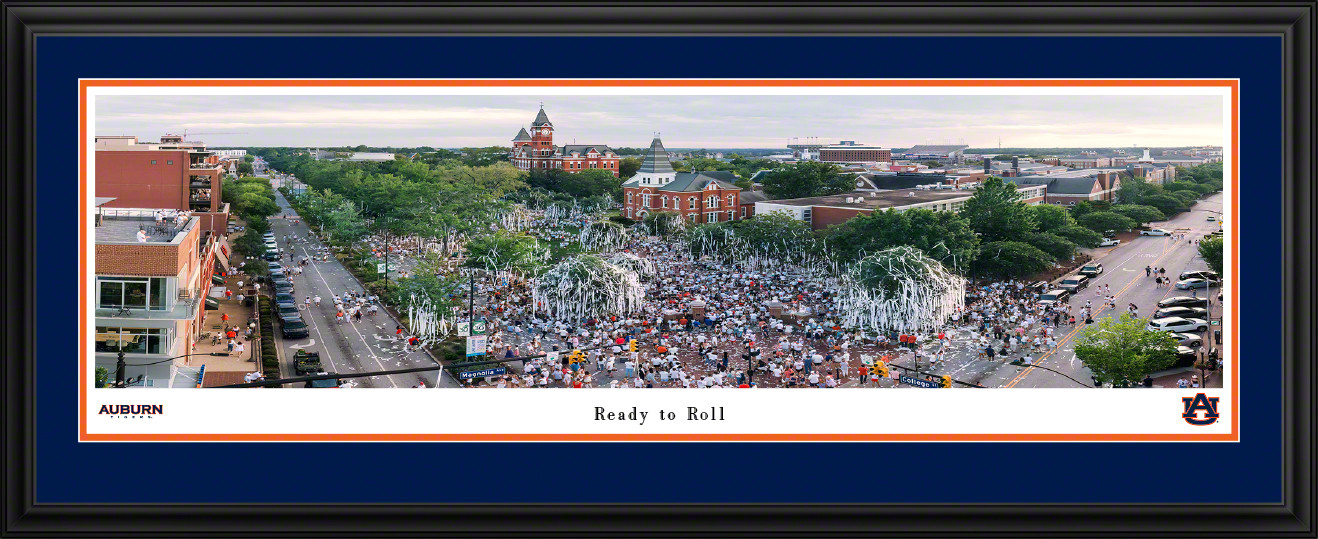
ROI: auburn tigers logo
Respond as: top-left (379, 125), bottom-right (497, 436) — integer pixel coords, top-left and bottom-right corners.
top-left (1182, 393), bottom-right (1220, 426)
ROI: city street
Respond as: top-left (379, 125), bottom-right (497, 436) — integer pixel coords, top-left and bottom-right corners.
top-left (976, 192), bottom-right (1225, 387)
top-left (267, 188), bottom-right (454, 388)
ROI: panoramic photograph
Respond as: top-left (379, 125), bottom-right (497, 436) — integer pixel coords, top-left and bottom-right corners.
top-left (89, 92), bottom-right (1227, 390)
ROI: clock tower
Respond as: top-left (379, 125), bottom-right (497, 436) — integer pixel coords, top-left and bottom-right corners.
top-left (530, 105), bottom-right (554, 155)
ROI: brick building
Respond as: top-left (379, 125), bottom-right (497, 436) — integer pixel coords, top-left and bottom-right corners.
top-left (620, 136), bottom-right (759, 223)
top-left (1016, 170), bottom-right (1122, 206)
top-left (92, 198), bottom-right (226, 387)
top-left (818, 145), bottom-right (892, 164)
top-left (509, 107), bottom-right (621, 176)
top-left (95, 134), bottom-right (230, 237)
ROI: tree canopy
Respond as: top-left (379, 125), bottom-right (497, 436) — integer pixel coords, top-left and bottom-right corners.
top-left (1074, 313), bottom-right (1179, 386)
top-left (1109, 204), bottom-right (1166, 225)
top-left (961, 177), bottom-right (1037, 242)
top-left (974, 241), bottom-right (1054, 279)
top-left (1198, 236), bottom-right (1224, 275)
top-left (758, 161), bottom-right (851, 199)
top-left (1029, 203), bottom-right (1077, 232)
top-left (824, 208), bottom-right (979, 273)
top-left (1076, 211), bottom-right (1137, 234)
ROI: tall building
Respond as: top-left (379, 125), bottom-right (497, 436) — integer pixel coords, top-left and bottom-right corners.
top-left (620, 136), bottom-right (760, 223)
top-left (92, 198), bottom-right (227, 387)
top-left (95, 134), bottom-right (230, 236)
top-left (508, 107), bottom-right (621, 176)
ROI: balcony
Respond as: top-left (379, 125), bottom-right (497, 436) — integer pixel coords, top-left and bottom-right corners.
top-left (191, 163), bottom-right (220, 170)
top-left (95, 298), bottom-right (199, 321)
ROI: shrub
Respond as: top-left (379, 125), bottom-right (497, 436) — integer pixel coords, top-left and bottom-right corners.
top-left (607, 215), bottom-right (637, 227)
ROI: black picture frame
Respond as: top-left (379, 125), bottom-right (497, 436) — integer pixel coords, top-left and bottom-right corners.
top-left (3, 2), bottom-right (1312, 536)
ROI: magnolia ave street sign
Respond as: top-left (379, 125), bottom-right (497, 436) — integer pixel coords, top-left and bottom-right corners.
top-left (459, 367), bottom-right (505, 380)
top-left (466, 335), bottom-right (487, 357)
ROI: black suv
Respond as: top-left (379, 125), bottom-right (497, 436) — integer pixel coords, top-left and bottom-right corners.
top-left (280, 317), bottom-right (310, 338)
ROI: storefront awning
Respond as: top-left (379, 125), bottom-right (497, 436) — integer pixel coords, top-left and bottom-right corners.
top-left (212, 275), bottom-right (225, 286)
top-left (205, 298), bottom-right (220, 310)
top-left (214, 242), bottom-right (231, 273)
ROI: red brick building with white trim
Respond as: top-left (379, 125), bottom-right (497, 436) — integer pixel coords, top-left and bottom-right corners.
top-left (509, 107), bottom-right (621, 177)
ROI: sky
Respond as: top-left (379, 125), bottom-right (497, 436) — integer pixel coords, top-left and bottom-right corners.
top-left (94, 94), bottom-right (1225, 149)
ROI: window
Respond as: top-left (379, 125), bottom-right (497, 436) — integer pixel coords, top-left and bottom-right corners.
top-left (728, 210), bottom-right (735, 221)
top-left (627, 193), bottom-right (633, 205)
top-left (98, 277), bottom-right (169, 311)
top-left (150, 160), bottom-right (157, 165)
top-left (689, 213), bottom-right (697, 223)
top-left (688, 197), bottom-right (696, 210)
top-left (742, 207), bottom-right (748, 218)
top-left (166, 160), bottom-right (174, 165)
top-left (95, 326), bottom-right (169, 354)
top-left (662, 196), bottom-right (668, 209)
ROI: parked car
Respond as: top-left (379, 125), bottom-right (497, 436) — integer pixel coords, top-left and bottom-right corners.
top-left (1179, 270), bottom-right (1220, 281)
top-left (1140, 228), bottom-right (1171, 236)
top-left (269, 267), bottom-right (286, 278)
top-left (1038, 289), bottom-right (1070, 306)
top-left (280, 316), bottom-right (310, 338)
top-left (1171, 332), bottom-right (1203, 348)
top-left (267, 262), bottom-right (284, 272)
top-left (1099, 238), bottom-right (1121, 247)
top-left (277, 304), bottom-right (301, 318)
top-left (275, 293), bottom-right (297, 309)
top-left (1153, 306), bottom-right (1209, 319)
top-left (263, 252), bottom-right (279, 261)
top-left (1175, 277), bottom-right (1218, 290)
top-left (1206, 215), bottom-right (1216, 221)
top-left (1173, 346), bottom-right (1200, 368)
top-left (1158, 296), bottom-right (1209, 309)
top-left (1147, 317), bottom-right (1208, 333)
top-left (1028, 281), bottom-right (1050, 295)
top-left (1058, 275), bottom-right (1089, 292)
top-left (1079, 264), bottom-right (1104, 276)
top-left (274, 281), bottom-right (295, 295)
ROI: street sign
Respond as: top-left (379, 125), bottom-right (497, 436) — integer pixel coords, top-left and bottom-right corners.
top-left (900, 375), bottom-right (941, 388)
top-left (465, 335), bottom-right (487, 357)
top-left (471, 320), bottom-right (487, 335)
top-left (459, 367), bottom-right (505, 380)
top-left (376, 263), bottom-right (386, 274)
top-left (457, 322), bottom-right (470, 337)
top-left (1211, 320), bottom-right (1221, 325)
top-left (545, 351), bottom-right (559, 363)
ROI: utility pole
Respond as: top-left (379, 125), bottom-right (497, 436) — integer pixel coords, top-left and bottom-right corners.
top-left (468, 271), bottom-right (476, 326)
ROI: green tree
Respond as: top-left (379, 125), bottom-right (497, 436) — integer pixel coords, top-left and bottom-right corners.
top-left (974, 241), bottom-right (1054, 279)
top-left (559, 168), bottom-right (623, 199)
top-left (463, 232), bottom-right (549, 276)
top-left (618, 157), bottom-right (642, 179)
top-left (642, 211), bottom-right (686, 237)
top-left (1141, 193), bottom-right (1187, 216)
top-left (730, 212), bottom-right (819, 262)
top-left (236, 162), bottom-right (255, 175)
top-left (324, 200), bottom-right (369, 246)
top-left (1110, 204), bottom-right (1166, 226)
top-left (242, 154), bottom-right (255, 163)
top-left (1052, 225), bottom-right (1104, 248)
top-left (1074, 313), bottom-right (1179, 386)
top-left (759, 161), bottom-right (849, 199)
top-left (825, 208), bottom-right (979, 272)
top-left (1076, 211), bottom-right (1137, 234)
top-left (960, 177), bottom-right (1037, 242)
top-left (1115, 175), bottom-right (1159, 205)
top-left (1198, 236), bottom-right (1224, 275)
top-left (94, 367), bottom-right (110, 388)
top-left (1029, 203), bottom-right (1076, 232)
top-left (1168, 190), bottom-right (1200, 207)
top-left (1021, 232), bottom-right (1078, 261)
top-left (243, 258), bottom-right (270, 278)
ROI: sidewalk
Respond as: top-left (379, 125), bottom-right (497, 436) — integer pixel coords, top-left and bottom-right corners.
top-left (188, 266), bottom-right (260, 376)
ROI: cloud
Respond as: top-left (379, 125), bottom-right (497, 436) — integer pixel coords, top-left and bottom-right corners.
top-left (94, 93), bottom-right (1225, 148)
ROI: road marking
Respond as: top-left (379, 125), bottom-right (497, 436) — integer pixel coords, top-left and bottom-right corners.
top-left (288, 339), bottom-right (316, 350)
top-left (1005, 233), bottom-right (1179, 388)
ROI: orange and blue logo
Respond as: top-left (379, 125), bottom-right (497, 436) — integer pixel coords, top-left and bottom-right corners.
top-left (1181, 393), bottom-right (1220, 426)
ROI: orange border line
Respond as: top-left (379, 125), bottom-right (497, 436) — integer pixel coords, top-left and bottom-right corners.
top-left (78, 79), bottom-right (1240, 443)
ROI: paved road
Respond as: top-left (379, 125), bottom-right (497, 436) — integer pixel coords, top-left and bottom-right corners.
top-left (267, 190), bottom-right (451, 388)
top-left (985, 193), bottom-right (1225, 388)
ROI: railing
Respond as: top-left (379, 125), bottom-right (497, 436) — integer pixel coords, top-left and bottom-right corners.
top-left (191, 163), bottom-right (219, 169)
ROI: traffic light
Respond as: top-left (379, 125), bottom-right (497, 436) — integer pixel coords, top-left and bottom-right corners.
top-left (629, 339), bottom-right (637, 353)
top-left (939, 375), bottom-right (953, 388)
top-left (873, 360), bottom-right (889, 378)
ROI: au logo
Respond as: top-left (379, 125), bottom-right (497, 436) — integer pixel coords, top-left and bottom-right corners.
top-left (1181, 393), bottom-right (1220, 426)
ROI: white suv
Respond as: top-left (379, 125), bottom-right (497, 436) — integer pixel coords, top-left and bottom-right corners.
top-left (1146, 317), bottom-right (1208, 333)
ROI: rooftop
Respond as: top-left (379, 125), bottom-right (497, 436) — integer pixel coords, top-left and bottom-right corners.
top-left (761, 189), bottom-right (970, 210)
top-left (95, 212), bottom-right (197, 244)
